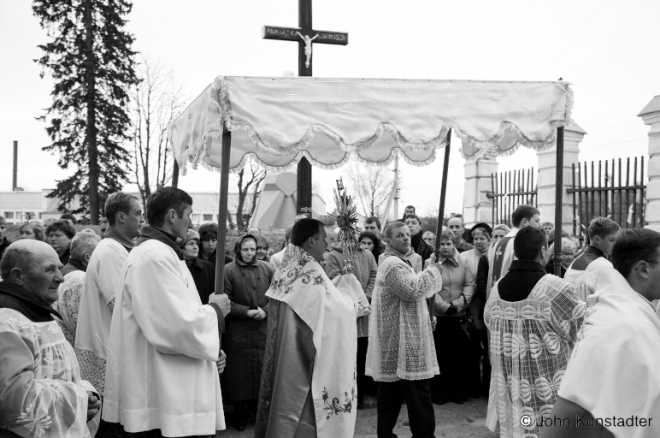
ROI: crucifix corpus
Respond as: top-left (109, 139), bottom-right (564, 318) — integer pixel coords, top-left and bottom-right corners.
top-left (263, 0), bottom-right (348, 214)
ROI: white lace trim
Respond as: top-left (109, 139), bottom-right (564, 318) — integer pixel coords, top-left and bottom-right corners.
top-left (175, 78), bottom-right (573, 174)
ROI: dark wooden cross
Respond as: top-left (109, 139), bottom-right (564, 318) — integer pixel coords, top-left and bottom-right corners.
top-left (263, 0), bottom-right (348, 213)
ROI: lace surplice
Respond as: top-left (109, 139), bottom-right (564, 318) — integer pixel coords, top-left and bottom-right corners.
top-left (485, 275), bottom-right (586, 438)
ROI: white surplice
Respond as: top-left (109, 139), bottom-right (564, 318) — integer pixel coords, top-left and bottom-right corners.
top-left (485, 275), bottom-right (586, 438)
top-left (558, 265), bottom-right (660, 438)
top-left (102, 238), bottom-right (224, 436)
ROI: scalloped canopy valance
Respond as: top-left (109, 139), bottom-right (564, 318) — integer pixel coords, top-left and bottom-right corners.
top-left (170, 76), bottom-right (573, 173)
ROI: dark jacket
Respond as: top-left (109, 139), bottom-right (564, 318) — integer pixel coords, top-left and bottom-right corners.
top-left (497, 260), bottom-right (547, 302)
top-left (200, 249), bottom-right (233, 268)
top-left (186, 257), bottom-right (216, 304)
top-left (411, 231), bottom-right (433, 262)
top-left (223, 259), bottom-right (275, 401)
top-left (545, 259), bottom-right (567, 278)
top-left (0, 281), bottom-right (61, 323)
top-left (0, 238), bottom-right (10, 261)
top-left (475, 255), bottom-right (489, 322)
top-left (58, 247), bottom-right (71, 266)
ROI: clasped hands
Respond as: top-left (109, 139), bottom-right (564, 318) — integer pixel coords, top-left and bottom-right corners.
top-left (247, 307), bottom-right (267, 320)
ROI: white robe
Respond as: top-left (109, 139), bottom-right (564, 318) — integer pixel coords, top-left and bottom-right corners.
top-left (563, 256), bottom-right (612, 302)
top-left (558, 265), bottom-right (660, 438)
top-left (102, 239), bottom-right (225, 436)
top-left (76, 238), bottom-right (128, 360)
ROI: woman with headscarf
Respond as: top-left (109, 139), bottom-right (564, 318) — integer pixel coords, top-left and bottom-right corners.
top-left (45, 219), bottom-right (76, 265)
top-left (224, 234), bottom-right (275, 431)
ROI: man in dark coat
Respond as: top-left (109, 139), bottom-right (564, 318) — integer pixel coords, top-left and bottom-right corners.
top-left (224, 234), bottom-right (275, 431)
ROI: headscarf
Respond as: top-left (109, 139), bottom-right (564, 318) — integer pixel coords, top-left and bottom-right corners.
top-left (234, 234), bottom-right (258, 265)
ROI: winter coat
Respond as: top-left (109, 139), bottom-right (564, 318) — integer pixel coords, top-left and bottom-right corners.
top-left (223, 259), bottom-right (275, 401)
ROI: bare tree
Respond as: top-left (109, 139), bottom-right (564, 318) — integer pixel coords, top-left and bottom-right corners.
top-left (130, 56), bottom-right (186, 206)
top-left (345, 163), bottom-right (395, 218)
top-left (234, 158), bottom-right (267, 231)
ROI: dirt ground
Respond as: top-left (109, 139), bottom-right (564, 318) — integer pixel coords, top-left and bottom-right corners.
top-left (217, 396), bottom-right (499, 437)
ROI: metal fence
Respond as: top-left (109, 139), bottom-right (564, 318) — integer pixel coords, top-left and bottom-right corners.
top-left (489, 168), bottom-right (538, 227)
top-left (568, 156), bottom-right (647, 240)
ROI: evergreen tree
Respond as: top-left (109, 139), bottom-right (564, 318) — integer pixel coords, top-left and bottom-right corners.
top-left (33, 0), bottom-right (139, 223)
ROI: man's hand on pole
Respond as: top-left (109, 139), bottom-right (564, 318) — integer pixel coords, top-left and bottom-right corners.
top-left (209, 293), bottom-right (231, 317)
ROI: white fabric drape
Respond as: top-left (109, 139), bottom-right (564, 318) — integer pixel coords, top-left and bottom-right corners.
top-left (170, 76), bottom-right (573, 174)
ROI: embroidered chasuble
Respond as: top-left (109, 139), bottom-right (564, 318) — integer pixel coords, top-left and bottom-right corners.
top-left (487, 229), bottom-right (518, 298)
top-left (255, 244), bottom-right (358, 438)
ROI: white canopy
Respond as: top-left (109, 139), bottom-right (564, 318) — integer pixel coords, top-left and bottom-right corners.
top-left (170, 76), bottom-right (573, 173)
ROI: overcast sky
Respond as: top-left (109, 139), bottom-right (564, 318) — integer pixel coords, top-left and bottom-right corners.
top-left (1, 0), bottom-right (659, 217)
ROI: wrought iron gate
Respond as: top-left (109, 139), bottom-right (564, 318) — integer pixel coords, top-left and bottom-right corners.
top-left (568, 157), bottom-right (647, 240)
top-left (488, 168), bottom-right (538, 227)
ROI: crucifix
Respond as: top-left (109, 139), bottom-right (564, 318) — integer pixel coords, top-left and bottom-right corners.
top-left (263, 0), bottom-right (348, 213)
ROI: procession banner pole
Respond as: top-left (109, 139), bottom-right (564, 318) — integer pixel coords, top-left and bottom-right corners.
top-left (172, 161), bottom-right (179, 189)
top-left (215, 129), bottom-right (232, 297)
top-left (554, 127), bottom-right (564, 276)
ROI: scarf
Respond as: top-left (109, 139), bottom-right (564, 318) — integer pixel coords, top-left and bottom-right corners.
top-left (234, 234), bottom-right (258, 265)
top-left (0, 280), bottom-right (61, 322)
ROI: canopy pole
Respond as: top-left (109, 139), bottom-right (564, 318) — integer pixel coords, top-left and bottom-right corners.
top-left (428, 130), bottom-right (452, 323)
top-left (435, 129), bottom-right (452, 258)
top-left (554, 127), bottom-right (564, 276)
top-left (172, 161), bottom-right (179, 189)
top-left (215, 130), bottom-right (232, 297)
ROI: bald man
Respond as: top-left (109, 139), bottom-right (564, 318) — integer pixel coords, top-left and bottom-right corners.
top-left (0, 240), bottom-right (101, 436)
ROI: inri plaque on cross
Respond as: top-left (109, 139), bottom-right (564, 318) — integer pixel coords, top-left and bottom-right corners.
top-left (263, 0), bottom-right (348, 213)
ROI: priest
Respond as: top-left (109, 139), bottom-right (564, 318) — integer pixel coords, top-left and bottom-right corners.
top-left (255, 218), bottom-right (358, 438)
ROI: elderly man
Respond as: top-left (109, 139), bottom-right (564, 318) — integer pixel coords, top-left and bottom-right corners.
top-left (255, 218), bottom-right (359, 438)
top-left (541, 229), bottom-right (660, 438)
top-left (102, 187), bottom-right (230, 437)
top-left (0, 240), bottom-right (101, 437)
top-left (75, 192), bottom-right (143, 397)
top-left (55, 232), bottom-right (101, 350)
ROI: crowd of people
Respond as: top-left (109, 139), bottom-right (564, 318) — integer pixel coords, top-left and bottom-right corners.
top-left (1, 193), bottom-right (660, 438)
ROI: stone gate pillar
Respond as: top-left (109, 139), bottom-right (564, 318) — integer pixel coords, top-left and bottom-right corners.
top-left (536, 122), bottom-right (586, 234)
top-left (463, 151), bottom-right (498, 229)
top-left (639, 96), bottom-right (660, 231)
